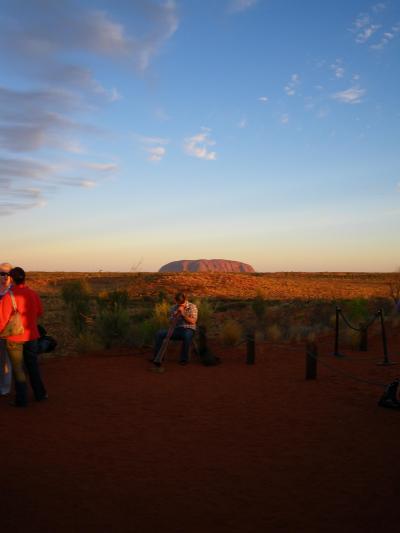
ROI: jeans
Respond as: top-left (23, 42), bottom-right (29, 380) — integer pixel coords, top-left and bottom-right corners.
top-left (7, 339), bottom-right (47, 403)
top-left (154, 327), bottom-right (195, 363)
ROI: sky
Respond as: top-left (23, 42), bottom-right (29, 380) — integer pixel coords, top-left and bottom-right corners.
top-left (1, 0), bottom-right (400, 272)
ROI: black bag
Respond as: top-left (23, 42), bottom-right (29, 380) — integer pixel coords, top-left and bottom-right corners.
top-left (37, 325), bottom-right (58, 354)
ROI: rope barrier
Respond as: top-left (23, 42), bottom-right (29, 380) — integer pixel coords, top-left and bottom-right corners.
top-left (338, 309), bottom-right (379, 332)
top-left (307, 349), bottom-right (388, 388)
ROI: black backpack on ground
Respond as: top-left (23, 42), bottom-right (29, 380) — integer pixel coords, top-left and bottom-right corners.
top-left (37, 325), bottom-right (58, 354)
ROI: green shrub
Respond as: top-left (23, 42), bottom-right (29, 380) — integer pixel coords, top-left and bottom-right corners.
top-left (60, 280), bottom-right (91, 335)
top-left (131, 318), bottom-right (158, 348)
top-left (193, 298), bottom-right (215, 329)
top-left (252, 291), bottom-right (266, 322)
top-left (94, 307), bottom-right (132, 349)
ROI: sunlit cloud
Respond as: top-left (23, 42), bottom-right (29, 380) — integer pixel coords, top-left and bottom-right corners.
top-left (147, 146), bottom-right (166, 162)
top-left (258, 96), bottom-right (269, 103)
top-left (184, 128), bottom-right (217, 160)
top-left (332, 86), bottom-right (366, 104)
top-left (228, 0), bottom-right (259, 14)
top-left (134, 134), bottom-right (169, 162)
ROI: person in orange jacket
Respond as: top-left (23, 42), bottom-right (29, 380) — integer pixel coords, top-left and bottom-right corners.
top-left (0, 262), bottom-right (13, 395)
top-left (0, 267), bottom-right (47, 407)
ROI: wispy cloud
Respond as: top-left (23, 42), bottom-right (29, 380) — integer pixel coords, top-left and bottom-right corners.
top-left (184, 128), bottom-right (217, 161)
top-left (0, 1), bottom-right (178, 215)
top-left (280, 114), bottom-right (289, 124)
top-left (350, 3), bottom-right (399, 50)
top-left (228, 0), bottom-right (259, 14)
top-left (331, 59), bottom-right (345, 79)
top-left (370, 24), bottom-right (400, 50)
top-left (332, 86), bottom-right (366, 105)
top-left (134, 134), bottom-right (169, 162)
top-left (238, 117), bottom-right (248, 128)
top-left (258, 96), bottom-right (269, 103)
top-left (284, 74), bottom-right (300, 96)
top-left (83, 162), bottom-right (119, 173)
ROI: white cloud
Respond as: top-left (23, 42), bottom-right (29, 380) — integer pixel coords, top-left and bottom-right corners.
top-left (332, 86), bottom-right (366, 104)
top-left (228, 0), bottom-right (259, 14)
top-left (146, 146), bottom-right (166, 162)
top-left (370, 24), bottom-right (400, 49)
top-left (280, 114), bottom-right (289, 124)
top-left (284, 74), bottom-right (300, 96)
top-left (258, 96), bottom-right (269, 103)
top-left (331, 59), bottom-right (344, 79)
top-left (184, 128), bottom-right (217, 160)
top-left (356, 23), bottom-right (381, 43)
top-left (238, 117), bottom-right (248, 128)
top-left (134, 133), bottom-right (169, 162)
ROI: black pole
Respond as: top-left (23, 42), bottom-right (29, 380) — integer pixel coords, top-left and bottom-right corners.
top-left (376, 310), bottom-right (396, 366)
top-left (198, 325), bottom-right (207, 357)
top-left (246, 332), bottom-right (255, 365)
top-left (334, 307), bottom-right (340, 356)
top-left (305, 342), bottom-right (317, 380)
top-left (359, 323), bottom-right (368, 352)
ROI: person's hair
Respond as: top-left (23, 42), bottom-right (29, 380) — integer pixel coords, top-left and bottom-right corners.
top-left (0, 262), bottom-right (13, 273)
top-left (174, 292), bottom-right (186, 304)
top-left (10, 267), bottom-right (26, 285)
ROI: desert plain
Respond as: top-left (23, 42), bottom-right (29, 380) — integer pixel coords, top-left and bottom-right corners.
top-left (1, 271), bottom-right (400, 532)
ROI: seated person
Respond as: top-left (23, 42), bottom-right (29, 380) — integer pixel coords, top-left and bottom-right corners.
top-left (153, 292), bottom-right (198, 365)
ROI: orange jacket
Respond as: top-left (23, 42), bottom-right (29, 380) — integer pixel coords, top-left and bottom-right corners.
top-left (0, 284), bottom-right (43, 342)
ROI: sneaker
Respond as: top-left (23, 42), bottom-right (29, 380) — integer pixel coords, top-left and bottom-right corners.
top-left (36, 394), bottom-right (49, 402)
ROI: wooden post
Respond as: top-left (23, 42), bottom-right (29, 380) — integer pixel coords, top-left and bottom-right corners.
top-left (306, 342), bottom-right (318, 380)
top-left (334, 307), bottom-right (340, 357)
top-left (197, 325), bottom-right (207, 357)
top-left (359, 324), bottom-right (368, 352)
top-left (246, 332), bottom-right (255, 365)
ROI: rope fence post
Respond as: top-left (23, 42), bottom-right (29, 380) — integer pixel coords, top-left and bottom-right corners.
top-left (305, 342), bottom-right (318, 380)
top-left (246, 332), bottom-right (255, 365)
top-left (377, 309), bottom-right (397, 366)
top-left (359, 323), bottom-right (368, 352)
top-left (197, 325), bottom-right (207, 357)
top-left (334, 307), bottom-right (340, 357)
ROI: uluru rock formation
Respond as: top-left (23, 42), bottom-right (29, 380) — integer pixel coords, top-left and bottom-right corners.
top-left (159, 259), bottom-right (255, 273)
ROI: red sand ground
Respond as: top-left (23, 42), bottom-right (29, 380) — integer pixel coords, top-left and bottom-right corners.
top-left (1, 333), bottom-right (400, 533)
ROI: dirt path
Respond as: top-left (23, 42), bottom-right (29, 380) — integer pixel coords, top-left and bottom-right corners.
top-left (1, 334), bottom-right (400, 533)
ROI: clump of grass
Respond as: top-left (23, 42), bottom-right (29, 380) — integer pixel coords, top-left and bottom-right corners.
top-left (94, 289), bottom-right (132, 349)
top-left (153, 300), bottom-right (170, 329)
top-left (220, 319), bottom-right (243, 346)
top-left (265, 324), bottom-right (282, 343)
top-left (76, 331), bottom-right (102, 353)
top-left (61, 280), bottom-right (92, 335)
top-left (193, 298), bottom-right (215, 330)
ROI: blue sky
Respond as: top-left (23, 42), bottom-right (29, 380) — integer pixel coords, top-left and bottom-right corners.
top-left (1, 0), bottom-right (399, 272)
